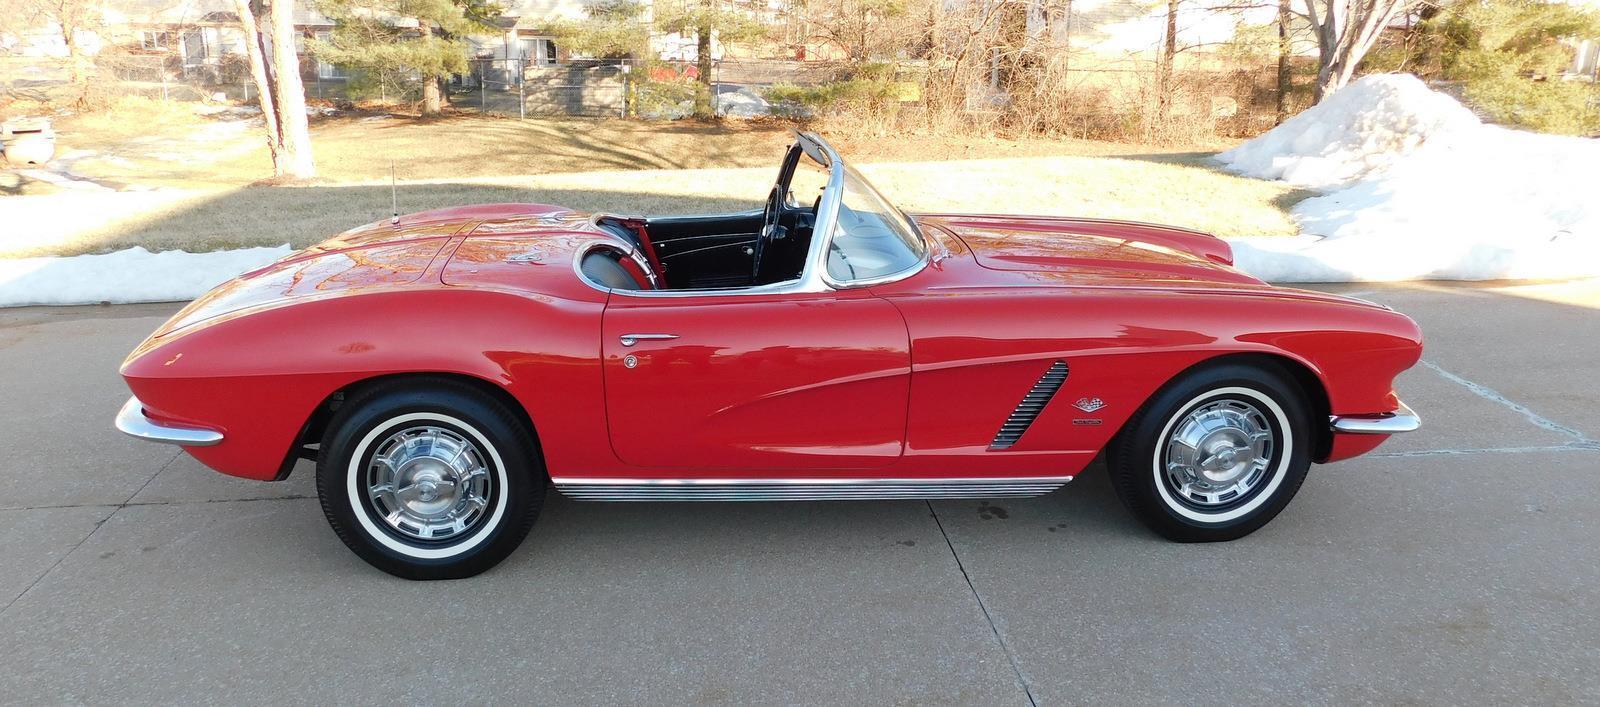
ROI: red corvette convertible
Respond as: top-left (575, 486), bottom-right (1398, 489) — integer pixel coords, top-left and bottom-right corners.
top-left (117, 133), bottom-right (1421, 579)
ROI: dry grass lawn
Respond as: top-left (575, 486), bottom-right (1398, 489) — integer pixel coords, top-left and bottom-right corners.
top-left (1, 101), bottom-right (1309, 257)
top-left (3, 158), bottom-right (1303, 257)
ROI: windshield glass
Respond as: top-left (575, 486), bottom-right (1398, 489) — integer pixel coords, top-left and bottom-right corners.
top-left (826, 164), bottom-right (926, 283)
top-left (786, 153), bottom-right (829, 209)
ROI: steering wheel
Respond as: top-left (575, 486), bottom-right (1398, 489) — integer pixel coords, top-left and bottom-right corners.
top-left (751, 186), bottom-right (783, 283)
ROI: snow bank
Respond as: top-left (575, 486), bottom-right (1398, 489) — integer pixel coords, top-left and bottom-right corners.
top-left (715, 87), bottom-right (773, 119)
top-left (0, 245), bottom-right (291, 307)
top-left (1217, 74), bottom-right (1481, 189)
top-left (1217, 73), bottom-right (1600, 282)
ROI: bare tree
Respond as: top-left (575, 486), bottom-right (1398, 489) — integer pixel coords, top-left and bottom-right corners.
top-left (1299, 0), bottom-right (1422, 100)
top-left (1157, 0), bottom-right (1179, 120)
top-left (1277, 0), bottom-right (1291, 121)
top-left (268, 0), bottom-right (314, 177)
top-left (228, 0), bottom-right (314, 178)
top-left (230, 0), bottom-right (281, 165)
top-left (787, 0), bottom-right (914, 62)
top-left (10, 0), bottom-right (103, 102)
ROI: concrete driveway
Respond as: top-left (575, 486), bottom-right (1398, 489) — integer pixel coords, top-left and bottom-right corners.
top-left (2, 280), bottom-right (1597, 704)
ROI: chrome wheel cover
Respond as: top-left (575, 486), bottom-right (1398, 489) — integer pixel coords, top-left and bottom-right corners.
top-left (364, 425), bottom-right (494, 543)
top-left (1162, 398), bottom-right (1275, 509)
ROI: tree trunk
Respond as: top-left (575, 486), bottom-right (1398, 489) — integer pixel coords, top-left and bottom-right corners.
top-left (694, 23), bottom-right (714, 118)
top-left (1276, 0), bottom-right (1291, 123)
top-left (62, 23), bottom-right (87, 86)
top-left (422, 77), bottom-right (443, 115)
top-left (1155, 0), bottom-right (1178, 124)
top-left (268, 0), bottom-right (315, 179)
top-left (1315, 46), bottom-right (1357, 100)
top-left (419, 23), bottom-right (443, 116)
top-left (233, 0), bottom-right (282, 171)
top-left (1306, 0), bottom-right (1411, 102)
top-left (58, 18), bottom-right (94, 106)
top-left (1315, 41), bottom-right (1346, 100)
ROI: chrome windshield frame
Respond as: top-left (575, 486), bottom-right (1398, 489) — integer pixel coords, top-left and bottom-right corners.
top-left (817, 160), bottom-right (930, 290)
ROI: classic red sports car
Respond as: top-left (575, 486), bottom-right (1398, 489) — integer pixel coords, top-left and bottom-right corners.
top-left (117, 133), bottom-right (1422, 579)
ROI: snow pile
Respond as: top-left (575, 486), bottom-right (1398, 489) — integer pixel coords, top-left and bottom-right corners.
top-left (1218, 74), bottom-right (1482, 189)
top-left (0, 245), bottom-right (291, 307)
top-left (715, 87), bottom-right (772, 119)
top-left (1218, 73), bottom-right (1600, 282)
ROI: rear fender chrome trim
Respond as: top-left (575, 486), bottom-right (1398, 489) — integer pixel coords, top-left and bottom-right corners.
top-left (552, 476), bottom-right (1074, 501)
top-left (115, 396), bottom-right (224, 447)
top-left (1329, 400), bottom-right (1421, 435)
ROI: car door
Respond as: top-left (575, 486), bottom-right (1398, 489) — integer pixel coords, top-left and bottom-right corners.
top-left (601, 288), bottom-right (910, 471)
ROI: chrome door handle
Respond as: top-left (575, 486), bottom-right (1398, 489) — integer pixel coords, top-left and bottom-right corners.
top-left (619, 333), bottom-right (679, 347)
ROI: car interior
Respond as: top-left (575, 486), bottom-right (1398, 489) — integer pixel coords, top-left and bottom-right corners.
top-left (579, 141), bottom-right (828, 292)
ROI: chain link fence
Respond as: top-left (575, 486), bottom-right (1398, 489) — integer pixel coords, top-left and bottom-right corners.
top-left (456, 57), bottom-right (861, 119)
top-left (0, 53), bottom-right (362, 106)
top-left (6, 48), bottom-right (1290, 134)
top-left (459, 58), bottom-right (629, 118)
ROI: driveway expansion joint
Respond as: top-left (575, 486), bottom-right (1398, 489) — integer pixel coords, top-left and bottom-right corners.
top-left (1421, 360), bottom-right (1591, 443)
top-left (0, 448), bottom-right (181, 617)
top-left (1371, 442), bottom-right (1600, 459)
top-left (0, 494), bottom-right (317, 513)
top-left (927, 500), bottom-right (1039, 707)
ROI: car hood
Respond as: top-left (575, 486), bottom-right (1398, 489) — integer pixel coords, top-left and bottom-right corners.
top-left (916, 214), bottom-right (1398, 312)
top-left (920, 214), bottom-right (1262, 288)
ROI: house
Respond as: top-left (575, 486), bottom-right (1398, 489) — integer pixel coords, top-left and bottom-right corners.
top-left (1, 0), bottom-right (349, 88)
top-left (2, 0), bottom-right (647, 90)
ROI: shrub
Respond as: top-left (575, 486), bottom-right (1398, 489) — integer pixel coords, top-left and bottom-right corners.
top-left (763, 78), bottom-right (906, 129)
top-left (1366, 0), bottom-right (1600, 134)
top-left (635, 76), bottom-right (698, 119)
top-left (1464, 74), bottom-right (1600, 134)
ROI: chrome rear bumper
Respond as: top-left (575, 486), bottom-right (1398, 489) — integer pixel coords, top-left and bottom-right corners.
top-left (1329, 400), bottom-right (1420, 435)
top-left (115, 396), bottom-right (224, 447)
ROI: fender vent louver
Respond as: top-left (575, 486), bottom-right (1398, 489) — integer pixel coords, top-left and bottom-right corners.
top-left (989, 360), bottom-right (1069, 450)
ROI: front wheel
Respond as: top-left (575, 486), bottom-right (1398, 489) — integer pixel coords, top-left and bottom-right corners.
top-left (315, 379), bottom-right (545, 580)
top-left (1107, 363), bottom-right (1312, 542)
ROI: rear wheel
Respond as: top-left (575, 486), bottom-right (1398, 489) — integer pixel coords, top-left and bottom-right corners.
top-left (1107, 363), bottom-right (1312, 542)
top-left (315, 379), bottom-right (544, 580)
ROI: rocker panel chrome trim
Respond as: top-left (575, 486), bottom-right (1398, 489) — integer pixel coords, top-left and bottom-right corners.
top-left (552, 476), bottom-right (1074, 501)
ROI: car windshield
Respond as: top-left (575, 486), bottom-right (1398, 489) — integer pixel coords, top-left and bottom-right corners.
top-left (826, 164), bottom-right (926, 283)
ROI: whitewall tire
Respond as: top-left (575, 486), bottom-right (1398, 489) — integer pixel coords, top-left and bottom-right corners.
top-left (315, 379), bottom-right (545, 580)
top-left (1107, 362), bottom-right (1312, 542)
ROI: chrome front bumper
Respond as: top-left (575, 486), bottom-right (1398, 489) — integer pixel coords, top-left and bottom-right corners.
top-left (115, 396), bottom-right (224, 447)
top-left (1329, 400), bottom-right (1421, 435)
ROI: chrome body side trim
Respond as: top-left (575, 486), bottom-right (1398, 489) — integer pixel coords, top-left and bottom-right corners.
top-left (552, 476), bottom-right (1074, 501)
top-left (1329, 400), bottom-right (1421, 434)
top-left (115, 396), bottom-right (224, 447)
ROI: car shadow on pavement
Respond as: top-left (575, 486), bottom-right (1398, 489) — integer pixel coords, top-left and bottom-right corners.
top-left (520, 456), bottom-right (1141, 565)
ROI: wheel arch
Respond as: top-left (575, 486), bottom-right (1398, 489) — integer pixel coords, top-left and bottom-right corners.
top-left (1126, 351), bottom-right (1334, 463)
top-left (276, 371), bottom-right (542, 480)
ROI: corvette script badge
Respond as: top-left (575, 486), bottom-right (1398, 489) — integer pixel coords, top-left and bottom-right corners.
top-left (1073, 397), bottom-right (1106, 413)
